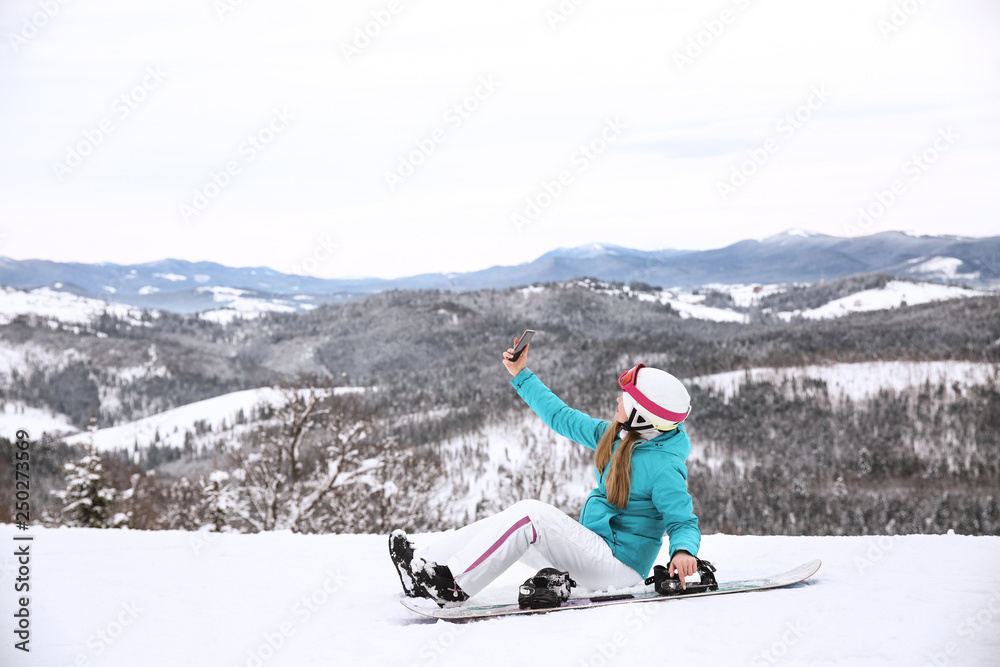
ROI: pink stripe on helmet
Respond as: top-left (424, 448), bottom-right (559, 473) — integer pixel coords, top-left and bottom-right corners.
top-left (622, 384), bottom-right (690, 422)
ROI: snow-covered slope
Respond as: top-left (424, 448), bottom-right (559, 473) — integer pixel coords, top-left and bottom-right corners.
top-left (195, 286), bottom-right (317, 324)
top-left (0, 401), bottom-right (77, 440)
top-left (552, 278), bottom-right (990, 325)
top-left (649, 292), bottom-right (747, 323)
top-left (904, 256), bottom-right (981, 282)
top-left (688, 361), bottom-right (999, 403)
top-left (62, 386), bottom-right (365, 452)
top-left (0, 286), bottom-right (152, 326)
top-left (2, 525), bottom-right (996, 667)
top-left (777, 281), bottom-right (987, 321)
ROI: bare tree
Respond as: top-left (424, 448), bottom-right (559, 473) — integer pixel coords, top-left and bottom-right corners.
top-left (225, 384), bottom-right (384, 533)
top-left (336, 438), bottom-right (446, 534)
top-left (489, 427), bottom-right (581, 519)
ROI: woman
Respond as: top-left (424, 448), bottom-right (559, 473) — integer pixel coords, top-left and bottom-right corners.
top-left (390, 336), bottom-right (701, 606)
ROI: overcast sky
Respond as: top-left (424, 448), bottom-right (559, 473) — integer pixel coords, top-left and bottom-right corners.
top-left (1, 0), bottom-right (997, 279)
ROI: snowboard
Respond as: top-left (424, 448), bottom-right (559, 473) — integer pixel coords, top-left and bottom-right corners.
top-left (401, 559), bottom-right (821, 621)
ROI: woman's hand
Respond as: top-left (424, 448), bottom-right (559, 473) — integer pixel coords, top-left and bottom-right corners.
top-left (501, 337), bottom-right (529, 377)
top-left (668, 550), bottom-right (698, 589)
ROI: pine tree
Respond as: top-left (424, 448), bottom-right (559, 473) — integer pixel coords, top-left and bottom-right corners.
top-left (52, 415), bottom-right (126, 528)
top-left (202, 470), bottom-right (239, 532)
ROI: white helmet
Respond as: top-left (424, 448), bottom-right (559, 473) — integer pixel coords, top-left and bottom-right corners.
top-left (619, 363), bottom-right (691, 431)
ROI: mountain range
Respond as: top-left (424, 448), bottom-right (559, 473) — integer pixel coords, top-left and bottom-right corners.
top-left (0, 230), bottom-right (995, 314)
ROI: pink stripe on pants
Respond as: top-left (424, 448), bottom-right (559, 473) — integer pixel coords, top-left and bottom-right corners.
top-left (461, 516), bottom-right (536, 575)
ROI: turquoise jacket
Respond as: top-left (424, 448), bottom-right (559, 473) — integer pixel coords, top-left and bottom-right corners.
top-left (510, 369), bottom-right (701, 578)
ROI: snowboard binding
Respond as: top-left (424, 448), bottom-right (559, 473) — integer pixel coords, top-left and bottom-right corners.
top-left (645, 558), bottom-right (718, 596)
top-left (411, 558), bottom-right (469, 608)
top-left (518, 568), bottom-right (577, 609)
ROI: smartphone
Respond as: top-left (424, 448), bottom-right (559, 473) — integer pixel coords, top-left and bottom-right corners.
top-left (509, 330), bottom-right (535, 362)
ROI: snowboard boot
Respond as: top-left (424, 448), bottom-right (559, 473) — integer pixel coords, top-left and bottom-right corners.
top-left (410, 558), bottom-right (469, 608)
top-left (388, 529), bottom-right (428, 599)
top-left (518, 567), bottom-right (577, 609)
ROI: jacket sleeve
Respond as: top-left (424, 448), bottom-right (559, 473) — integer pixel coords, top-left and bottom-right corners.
top-left (510, 369), bottom-right (608, 450)
top-left (652, 459), bottom-right (701, 558)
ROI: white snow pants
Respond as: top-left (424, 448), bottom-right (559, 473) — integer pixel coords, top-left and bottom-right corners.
top-left (417, 499), bottom-right (644, 597)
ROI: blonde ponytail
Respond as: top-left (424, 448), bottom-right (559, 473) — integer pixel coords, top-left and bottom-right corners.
top-left (595, 421), bottom-right (641, 510)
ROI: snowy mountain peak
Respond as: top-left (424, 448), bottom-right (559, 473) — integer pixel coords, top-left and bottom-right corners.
top-left (786, 228), bottom-right (817, 237)
top-left (763, 228), bottom-right (826, 242)
top-left (538, 243), bottom-right (636, 260)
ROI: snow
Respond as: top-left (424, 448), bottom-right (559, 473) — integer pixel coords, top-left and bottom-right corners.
top-left (662, 295), bottom-right (745, 323)
top-left (0, 343), bottom-right (84, 375)
top-left (113, 344), bottom-right (170, 383)
top-left (529, 278), bottom-right (988, 326)
top-left (0, 286), bottom-right (151, 326)
top-left (634, 291), bottom-right (746, 323)
top-left (195, 286), bottom-right (301, 323)
top-left (706, 283), bottom-right (785, 308)
top-left (114, 363), bottom-right (170, 383)
top-left (2, 525), bottom-right (996, 667)
top-left (777, 281), bottom-right (988, 321)
top-left (197, 286), bottom-right (250, 300)
top-left (435, 415), bottom-right (594, 522)
top-left (198, 309), bottom-right (244, 325)
top-left (0, 401), bottom-right (78, 440)
top-left (61, 386), bottom-right (367, 452)
top-left (688, 361), bottom-right (998, 403)
top-left (153, 273), bottom-right (187, 282)
top-left (905, 256), bottom-right (980, 281)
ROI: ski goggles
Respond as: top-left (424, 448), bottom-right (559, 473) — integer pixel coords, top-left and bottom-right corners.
top-left (618, 363), bottom-right (691, 424)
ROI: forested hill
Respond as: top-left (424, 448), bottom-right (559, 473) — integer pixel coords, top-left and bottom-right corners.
top-left (1, 276), bottom-right (997, 429)
top-left (0, 277), bottom-right (997, 538)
